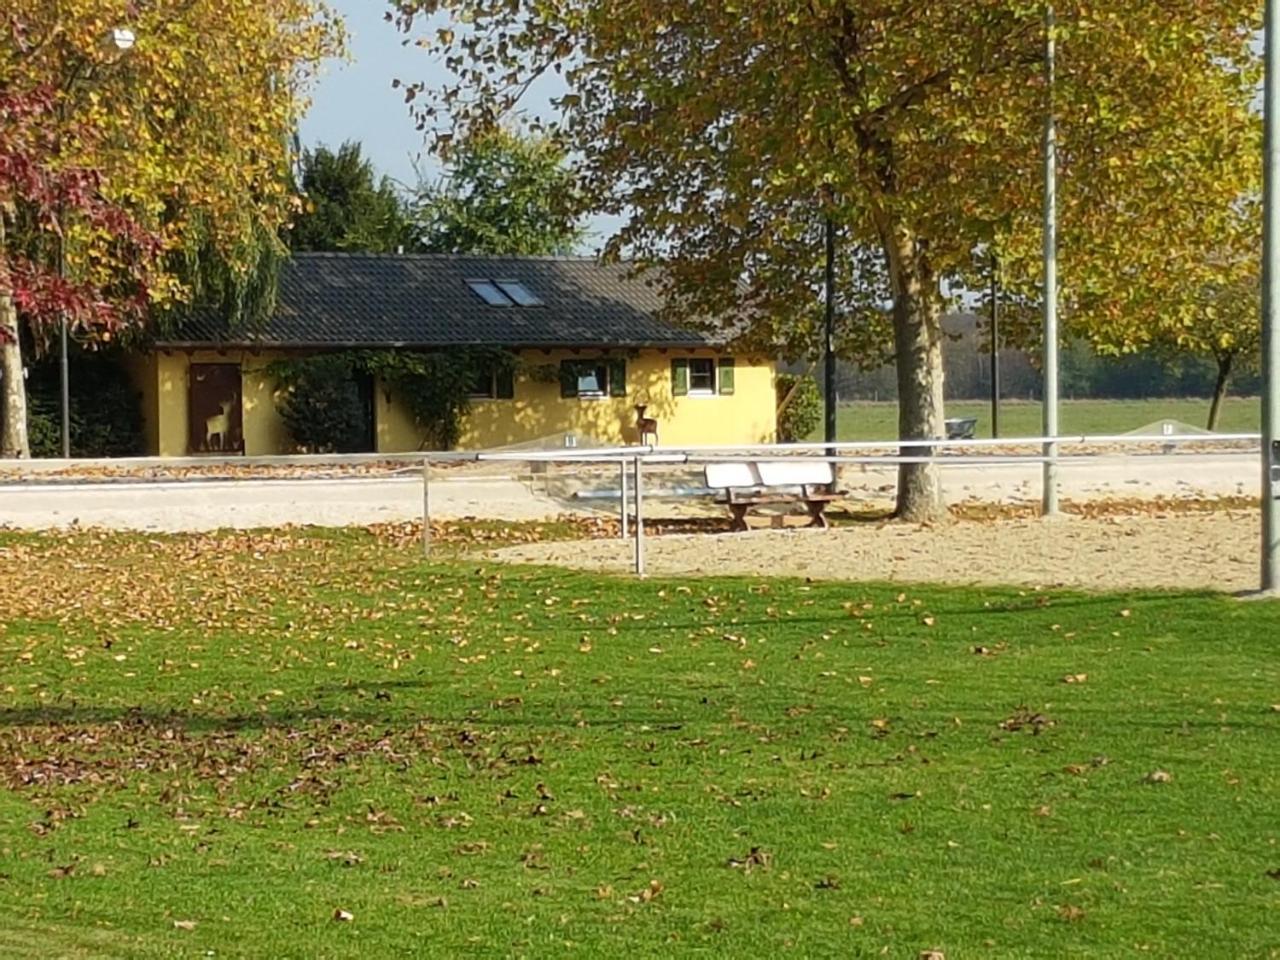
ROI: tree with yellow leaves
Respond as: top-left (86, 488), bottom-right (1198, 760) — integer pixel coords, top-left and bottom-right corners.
top-left (1, 0), bottom-right (343, 457)
top-left (394, 0), bottom-right (1259, 521)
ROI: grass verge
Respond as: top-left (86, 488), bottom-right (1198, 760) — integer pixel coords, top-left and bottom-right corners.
top-left (1, 528), bottom-right (1277, 958)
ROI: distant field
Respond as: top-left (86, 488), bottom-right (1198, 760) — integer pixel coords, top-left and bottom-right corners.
top-left (823, 397), bottom-right (1260, 441)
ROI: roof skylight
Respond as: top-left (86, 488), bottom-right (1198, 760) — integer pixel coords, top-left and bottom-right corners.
top-left (494, 279), bottom-right (544, 307)
top-left (465, 279), bottom-right (513, 306)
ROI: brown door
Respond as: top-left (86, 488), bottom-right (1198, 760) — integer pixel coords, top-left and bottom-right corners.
top-left (189, 363), bottom-right (244, 454)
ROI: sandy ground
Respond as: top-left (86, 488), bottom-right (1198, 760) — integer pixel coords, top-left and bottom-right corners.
top-left (0, 476), bottom-right (569, 531)
top-left (489, 510), bottom-right (1264, 593)
top-left (0, 453), bottom-right (1262, 532)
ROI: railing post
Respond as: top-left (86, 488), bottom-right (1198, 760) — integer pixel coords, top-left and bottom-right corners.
top-left (619, 456), bottom-right (629, 539)
top-left (421, 455), bottom-right (431, 557)
top-left (633, 455), bottom-right (645, 577)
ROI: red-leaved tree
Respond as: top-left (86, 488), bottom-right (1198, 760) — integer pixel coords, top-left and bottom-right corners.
top-left (0, 83), bottom-right (159, 457)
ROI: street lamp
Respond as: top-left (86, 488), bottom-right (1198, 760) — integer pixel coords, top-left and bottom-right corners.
top-left (1263, 0), bottom-right (1279, 591)
top-left (59, 25), bottom-right (137, 459)
top-left (1041, 3), bottom-right (1060, 516)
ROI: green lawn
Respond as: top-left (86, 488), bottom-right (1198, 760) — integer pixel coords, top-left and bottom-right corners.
top-left (824, 397), bottom-right (1260, 441)
top-left (1, 527), bottom-right (1277, 958)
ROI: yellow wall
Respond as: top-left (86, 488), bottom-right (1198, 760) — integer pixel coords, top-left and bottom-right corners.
top-left (134, 347), bottom-right (775, 456)
top-left (122, 352), bottom-right (160, 455)
top-left (453, 348), bottom-right (775, 450)
top-left (145, 350), bottom-right (290, 457)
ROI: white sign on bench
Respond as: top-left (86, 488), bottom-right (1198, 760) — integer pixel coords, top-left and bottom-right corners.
top-left (704, 460), bottom-right (839, 531)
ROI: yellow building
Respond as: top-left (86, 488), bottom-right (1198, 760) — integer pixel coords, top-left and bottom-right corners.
top-left (130, 253), bottom-right (776, 456)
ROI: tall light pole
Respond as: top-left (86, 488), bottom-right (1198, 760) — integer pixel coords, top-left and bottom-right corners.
top-left (1263, 0), bottom-right (1279, 591)
top-left (59, 27), bottom-right (136, 459)
top-left (990, 251), bottom-right (1001, 439)
top-left (824, 216), bottom-right (837, 452)
top-left (1041, 4), bottom-right (1060, 516)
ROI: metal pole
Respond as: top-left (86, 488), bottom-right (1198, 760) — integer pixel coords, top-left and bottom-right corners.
top-left (58, 204), bottom-right (70, 459)
top-left (824, 216), bottom-right (838, 451)
top-left (990, 252), bottom-right (1001, 440)
top-left (632, 455), bottom-right (645, 577)
top-left (619, 456), bottom-right (629, 539)
top-left (1041, 4), bottom-right (1060, 516)
top-left (1263, 0), bottom-right (1280, 592)
top-left (421, 455), bottom-right (431, 557)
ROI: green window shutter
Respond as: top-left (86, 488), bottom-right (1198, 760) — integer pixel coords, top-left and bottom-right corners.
top-left (559, 361), bottom-right (578, 398)
top-left (717, 357), bottom-right (735, 395)
top-left (671, 358), bottom-right (689, 396)
top-left (495, 366), bottom-right (515, 400)
top-left (608, 358), bottom-right (627, 397)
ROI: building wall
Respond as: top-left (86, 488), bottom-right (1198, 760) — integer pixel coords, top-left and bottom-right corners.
top-left (146, 350), bottom-right (290, 457)
top-left (381, 348), bottom-right (776, 450)
top-left (122, 352), bottom-right (160, 455)
top-left (134, 346), bottom-right (776, 456)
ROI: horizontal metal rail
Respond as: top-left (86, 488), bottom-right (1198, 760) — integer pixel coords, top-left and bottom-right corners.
top-left (0, 432), bottom-right (1261, 473)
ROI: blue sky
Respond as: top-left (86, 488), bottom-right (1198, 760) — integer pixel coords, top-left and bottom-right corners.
top-left (298, 0), bottom-right (435, 191)
top-left (297, 0), bottom-right (616, 249)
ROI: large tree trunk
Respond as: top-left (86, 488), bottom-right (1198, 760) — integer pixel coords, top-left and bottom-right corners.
top-left (881, 219), bottom-right (947, 522)
top-left (0, 216), bottom-right (31, 459)
top-left (1206, 352), bottom-right (1233, 433)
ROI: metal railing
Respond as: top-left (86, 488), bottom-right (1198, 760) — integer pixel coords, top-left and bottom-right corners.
top-left (2, 432), bottom-right (1267, 582)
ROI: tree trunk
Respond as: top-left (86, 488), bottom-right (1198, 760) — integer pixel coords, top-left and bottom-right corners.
top-left (880, 218), bottom-right (946, 522)
top-left (1206, 352), bottom-right (1233, 433)
top-left (0, 215), bottom-right (31, 459)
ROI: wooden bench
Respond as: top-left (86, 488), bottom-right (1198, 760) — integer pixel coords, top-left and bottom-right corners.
top-left (704, 460), bottom-right (841, 532)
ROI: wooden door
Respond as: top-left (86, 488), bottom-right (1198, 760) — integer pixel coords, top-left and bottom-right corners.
top-left (188, 363), bottom-right (244, 454)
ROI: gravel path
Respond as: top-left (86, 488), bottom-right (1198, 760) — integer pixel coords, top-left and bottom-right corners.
top-left (489, 509), bottom-right (1263, 593)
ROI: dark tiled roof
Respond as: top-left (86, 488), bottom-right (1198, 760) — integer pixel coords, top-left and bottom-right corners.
top-left (162, 253), bottom-right (717, 348)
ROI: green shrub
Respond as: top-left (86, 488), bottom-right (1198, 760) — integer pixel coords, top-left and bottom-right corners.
top-left (271, 354), bottom-right (371, 453)
top-left (26, 350), bottom-right (144, 458)
top-left (776, 373), bottom-right (822, 442)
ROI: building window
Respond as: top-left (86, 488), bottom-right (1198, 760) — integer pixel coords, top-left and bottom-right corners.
top-left (493, 279), bottom-right (544, 307)
top-left (465, 279), bottom-right (513, 306)
top-left (672, 357), bottom-right (735, 396)
top-left (560, 358), bottom-right (626, 399)
top-left (464, 278), bottom-right (545, 307)
top-left (469, 365), bottom-right (515, 399)
top-left (688, 358), bottom-right (716, 395)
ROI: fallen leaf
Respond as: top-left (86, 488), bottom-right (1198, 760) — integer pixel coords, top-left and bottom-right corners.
top-left (726, 847), bottom-right (771, 872)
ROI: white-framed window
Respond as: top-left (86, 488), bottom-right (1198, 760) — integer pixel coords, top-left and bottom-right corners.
top-left (688, 358), bottom-right (716, 395)
top-left (672, 357), bottom-right (735, 397)
top-left (560, 358), bottom-right (626, 399)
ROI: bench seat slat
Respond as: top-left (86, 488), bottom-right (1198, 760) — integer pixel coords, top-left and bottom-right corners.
top-left (704, 462), bottom-right (760, 489)
top-left (755, 460), bottom-right (834, 487)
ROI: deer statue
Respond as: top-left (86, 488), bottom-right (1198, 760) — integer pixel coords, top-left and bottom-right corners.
top-left (634, 403), bottom-right (659, 446)
top-left (205, 400), bottom-right (233, 451)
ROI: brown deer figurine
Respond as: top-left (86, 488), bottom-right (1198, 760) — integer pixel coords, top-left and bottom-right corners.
top-left (634, 404), bottom-right (659, 446)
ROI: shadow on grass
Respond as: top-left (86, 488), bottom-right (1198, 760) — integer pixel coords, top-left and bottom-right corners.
top-left (1, 695), bottom-right (1273, 737)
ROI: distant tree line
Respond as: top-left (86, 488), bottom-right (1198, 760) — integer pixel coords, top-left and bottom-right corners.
top-left (799, 313), bottom-right (1260, 413)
